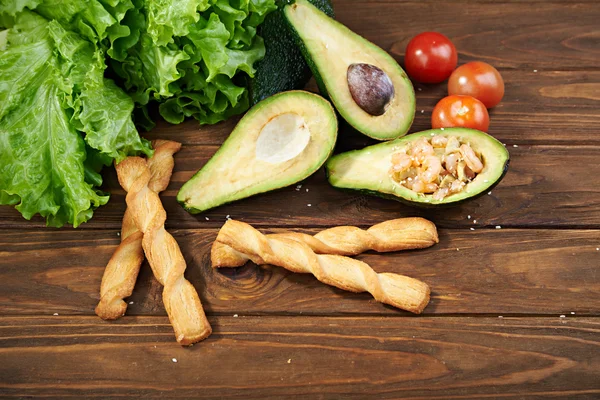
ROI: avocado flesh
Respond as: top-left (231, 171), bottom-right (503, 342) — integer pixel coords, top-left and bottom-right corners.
top-left (326, 128), bottom-right (510, 206)
top-left (178, 91), bottom-right (338, 213)
top-left (249, 0), bottom-right (334, 105)
top-left (284, 0), bottom-right (415, 141)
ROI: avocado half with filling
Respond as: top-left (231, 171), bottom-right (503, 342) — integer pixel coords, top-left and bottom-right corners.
top-left (326, 128), bottom-right (510, 206)
top-left (284, 0), bottom-right (415, 140)
top-left (178, 91), bottom-right (337, 213)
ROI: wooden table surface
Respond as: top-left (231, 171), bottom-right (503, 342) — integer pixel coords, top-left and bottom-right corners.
top-left (2, 1), bottom-right (600, 399)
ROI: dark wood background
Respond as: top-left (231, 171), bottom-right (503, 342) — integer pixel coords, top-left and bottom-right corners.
top-left (2, 1), bottom-right (599, 398)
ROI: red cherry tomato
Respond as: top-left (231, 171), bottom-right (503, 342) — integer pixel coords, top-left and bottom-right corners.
top-left (404, 32), bottom-right (457, 84)
top-left (448, 61), bottom-right (505, 108)
top-left (432, 95), bottom-right (490, 131)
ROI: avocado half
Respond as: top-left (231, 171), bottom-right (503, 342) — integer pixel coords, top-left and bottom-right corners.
top-left (284, 0), bottom-right (415, 141)
top-left (178, 91), bottom-right (338, 213)
top-left (326, 128), bottom-right (510, 207)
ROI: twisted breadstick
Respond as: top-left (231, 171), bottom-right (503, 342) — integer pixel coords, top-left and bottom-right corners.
top-left (116, 157), bottom-right (212, 345)
top-left (215, 220), bottom-right (431, 313)
top-left (96, 140), bottom-right (181, 320)
top-left (212, 217), bottom-right (438, 268)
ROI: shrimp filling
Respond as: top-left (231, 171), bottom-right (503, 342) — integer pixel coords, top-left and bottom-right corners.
top-left (389, 135), bottom-right (484, 200)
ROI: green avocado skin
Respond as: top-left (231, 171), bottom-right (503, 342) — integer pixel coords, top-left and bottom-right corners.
top-left (249, 0), bottom-right (334, 105)
top-left (282, 2), bottom-right (329, 98)
top-left (325, 159), bottom-right (510, 209)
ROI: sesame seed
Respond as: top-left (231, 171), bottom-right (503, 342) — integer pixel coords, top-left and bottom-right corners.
top-left (498, 316), bottom-right (503, 318)
top-left (440, 127), bottom-right (445, 131)
top-left (596, 248), bottom-right (599, 251)
top-left (484, 179), bottom-right (489, 183)
top-left (306, 188), bottom-right (309, 192)
top-left (513, 145), bottom-right (518, 148)
top-left (172, 358), bottom-right (178, 363)
top-left (226, 215), bottom-right (230, 219)
top-left (431, 133), bottom-right (435, 136)
top-left (473, 219), bottom-right (477, 223)
top-left (418, 87), bottom-right (422, 91)
top-left (559, 315), bottom-right (566, 318)
top-left (571, 312), bottom-right (575, 314)
top-left (488, 191), bottom-right (492, 195)
top-left (456, 248), bottom-right (460, 251)
top-left (307, 204), bottom-right (312, 207)
top-left (470, 228), bottom-right (475, 231)
top-left (496, 225), bottom-right (502, 229)
top-left (53, 313), bottom-right (59, 316)
top-left (421, 110), bottom-right (424, 114)
top-left (117, 232), bottom-right (120, 237)
top-left (533, 69), bottom-right (538, 72)
top-left (233, 314), bottom-right (238, 318)
top-left (129, 301), bottom-right (134, 305)
top-left (287, 359), bottom-right (292, 363)
top-left (467, 215), bottom-right (471, 219)
top-left (205, 217), bottom-right (210, 220)
top-left (296, 184), bottom-right (302, 189)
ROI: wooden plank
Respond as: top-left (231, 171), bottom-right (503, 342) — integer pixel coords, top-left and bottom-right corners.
top-left (143, 71), bottom-right (600, 147)
top-left (1, 228), bottom-right (598, 316)
top-left (338, 1), bottom-right (600, 70)
top-left (0, 315), bottom-right (598, 399)
top-left (1, 144), bottom-right (597, 229)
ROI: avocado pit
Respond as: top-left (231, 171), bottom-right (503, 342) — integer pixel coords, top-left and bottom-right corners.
top-left (347, 63), bottom-right (395, 116)
top-left (255, 112), bottom-right (311, 164)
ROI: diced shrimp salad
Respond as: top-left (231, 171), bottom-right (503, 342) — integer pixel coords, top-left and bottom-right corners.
top-left (389, 136), bottom-right (484, 200)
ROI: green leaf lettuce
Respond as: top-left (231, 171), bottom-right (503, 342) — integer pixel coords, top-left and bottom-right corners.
top-left (0, 11), bottom-right (150, 227)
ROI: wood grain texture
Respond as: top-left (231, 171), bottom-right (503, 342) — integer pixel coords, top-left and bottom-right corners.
top-left (0, 316), bottom-right (598, 399)
top-left (1, 228), bottom-right (598, 316)
top-left (2, 144), bottom-right (597, 229)
top-left (343, 1), bottom-right (600, 70)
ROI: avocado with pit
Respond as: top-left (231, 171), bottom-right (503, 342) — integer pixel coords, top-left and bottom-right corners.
top-left (249, 0), bottom-right (334, 105)
top-left (178, 91), bottom-right (337, 213)
top-left (284, 0), bottom-right (415, 140)
top-left (326, 128), bottom-right (510, 206)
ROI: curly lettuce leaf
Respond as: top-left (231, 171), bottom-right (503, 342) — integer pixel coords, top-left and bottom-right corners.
top-left (104, 0), bottom-right (145, 61)
top-left (0, 0), bottom-right (41, 16)
top-left (0, 8), bottom-right (48, 44)
top-left (76, 70), bottom-right (153, 161)
top-left (0, 58), bottom-right (108, 227)
top-left (0, 11), bottom-right (54, 119)
top-left (145, 0), bottom-right (209, 46)
top-left (33, 0), bottom-right (116, 43)
top-left (109, 0), bottom-right (275, 126)
top-left (0, 11), bottom-right (150, 227)
top-left (47, 20), bottom-right (152, 161)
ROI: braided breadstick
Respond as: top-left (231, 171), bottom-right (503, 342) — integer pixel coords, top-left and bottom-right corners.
top-left (116, 157), bottom-right (212, 345)
top-left (215, 220), bottom-right (431, 313)
top-left (96, 140), bottom-right (181, 320)
top-left (212, 217), bottom-right (438, 268)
